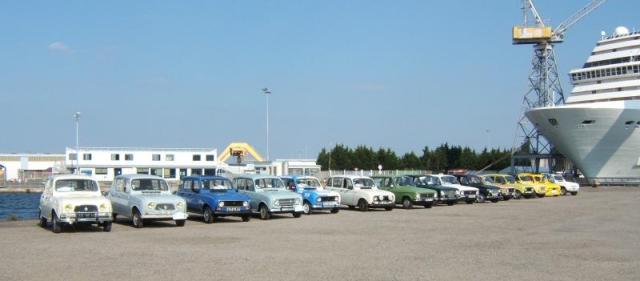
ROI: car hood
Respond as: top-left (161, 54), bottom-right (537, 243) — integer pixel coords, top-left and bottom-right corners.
top-left (203, 190), bottom-right (250, 201)
top-left (59, 195), bottom-right (110, 207)
top-left (137, 193), bottom-right (185, 203)
top-left (304, 189), bottom-right (339, 197)
top-left (396, 186), bottom-right (436, 194)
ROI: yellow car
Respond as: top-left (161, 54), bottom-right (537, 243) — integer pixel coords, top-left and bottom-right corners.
top-left (482, 174), bottom-right (535, 199)
top-left (517, 173), bottom-right (546, 198)
top-left (538, 174), bottom-right (562, 197)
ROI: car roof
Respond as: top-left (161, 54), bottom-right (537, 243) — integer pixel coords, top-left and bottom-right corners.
top-left (234, 174), bottom-right (281, 180)
top-left (329, 175), bottom-right (372, 180)
top-left (182, 175), bottom-right (230, 181)
top-left (115, 174), bottom-right (165, 180)
top-left (50, 174), bottom-right (96, 181)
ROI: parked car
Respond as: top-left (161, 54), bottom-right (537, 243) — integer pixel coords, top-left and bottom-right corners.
top-left (400, 175), bottom-right (459, 206)
top-left (281, 176), bottom-right (340, 215)
top-left (477, 175), bottom-right (515, 200)
top-left (372, 176), bottom-right (436, 209)
top-left (425, 174), bottom-right (479, 204)
top-left (483, 174), bottom-right (536, 199)
top-left (516, 173), bottom-right (546, 198)
top-left (325, 175), bottom-right (395, 211)
top-left (454, 175), bottom-right (502, 203)
top-left (534, 174), bottom-right (561, 197)
top-left (545, 173), bottom-right (580, 196)
top-left (38, 175), bottom-right (113, 233)
top-left (233, 174), bottom-right (304, 220)
top-left (108, 174), bottom-right (188, 228)
top-left (177, 176), bottom-right (252, 223)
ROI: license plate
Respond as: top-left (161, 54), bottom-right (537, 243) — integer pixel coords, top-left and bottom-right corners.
top-left (424, 198), bottom-right (433, 201)
top-left (77, 213), bottom-right (95, 218)
top-left (468, 195), bottom-right (476, 198)
top-left (323, 202), bottom-right (336, 207)
top-left (225, 207), bottom-right (240, 212)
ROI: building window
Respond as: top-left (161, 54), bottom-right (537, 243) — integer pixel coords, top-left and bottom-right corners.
top-left (206, 155), bottom-right (215, 161)
top-left (125, 154), bottom-right (134, 161)
top-left (204, 169), bottom-right (216, 176)
top-left (111, 154), bottom-right (120, 161)
top-left (83, 154), bottom-right (92, 161)
top-left (191, 168), bottom-right (203, 175)
top-left (95, 168), bottom-right (108, 175)
top-left (137, 168), bottom-right (149, 174)
top-left (179, 169), bottom-right (188, 179)
top-left (164, 168), bottom-right (176, 179)
top-left (193, 155), bottom-right (201, 161)
top-left (68, 153), bottom-right (77, 160)
top-left (152, 154), bottom-right (161, 161)
top-left (166, 154), bottom-right (174, 161)
top-left (150, 168), bottom-right (163, 176)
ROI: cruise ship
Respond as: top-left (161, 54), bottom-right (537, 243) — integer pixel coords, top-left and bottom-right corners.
top-left (526, 26), bottom-right (640, 182)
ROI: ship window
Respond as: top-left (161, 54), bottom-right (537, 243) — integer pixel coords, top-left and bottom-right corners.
top-left (606, 69), bottom-right (611, 76)
top-left (637, 121), bottom-right (640, 125)
top-left (618, 88), bottom-right (623, 92)
top-left (586, 72), bottom-right (591, 79)
top-left (596, 70), bottom-right (601, 78)
top-left (634, 65), bottom-right (639, 73)
top-left (626, 121), bottom-right (635, 125)
top-left (591, 71), bottom-right (596, 78)
top-left (548, 118), bottom-right (558, 126)
top-left (617, 68), bottom-right (622, 75)
top-left (582, 120), bottom-right (595, 125)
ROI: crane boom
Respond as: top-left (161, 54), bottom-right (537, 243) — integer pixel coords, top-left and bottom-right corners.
top-left (553, 0), bottom-right (607, 40)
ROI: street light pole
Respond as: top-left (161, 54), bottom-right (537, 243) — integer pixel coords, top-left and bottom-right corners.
top-left (262, 88), bottom-right (271, 161)
top-left (73, 112), bottom-right (81, 175)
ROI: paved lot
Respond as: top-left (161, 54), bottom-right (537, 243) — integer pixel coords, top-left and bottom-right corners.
top-left (1, 187), bottom-right (639, 281)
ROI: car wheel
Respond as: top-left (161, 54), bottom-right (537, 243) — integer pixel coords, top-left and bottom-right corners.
top-left (303, 201), bottom-right (312, 215)
top-left (259, 204), bottom-right (271, 220)
top-left (561, 187), bottom-right (567, 196)
top-left (503, 195), bottom-right (511, 201)
top-left (292, 212), bottom-right (302, 218)
top-left (203, 206), bottom-right (214, 224)
top-left (241, 215), bottom-right (251, 222)
top-left (358, 199), bottom-right (369, 212)
top-left (424, 202), bottom-right (433, 208)
top-left (112, 213), bottom-right (117, 222)
top-left (491, 198), bottom-right (499, 203)
top-left (175, 220), bottom-right (186, 227)
top-left (477, 193), bottom-right (485, 203)
top-left (402, 197), bottom-right (413, 209)
top-left (103, 221), bottom-right (112, 232)
top-left (514, 191), bottom-right (522, 200)
top-left (571, 192), bottom-right (578, 196)
top-left (38, 211), bottom-right (47, 227)
top-left (132, 209), bottom-right (143, 228)
top-left (447, 201), bottom-right (455, 206)
top-left (384, 206), bottom-right (393, 211)
top-left (330, 208), bottom-right (340, 214)
top-left (466, 199), bottom-right (474, 204)
top-left (51, 212), bottom-right (62, 234)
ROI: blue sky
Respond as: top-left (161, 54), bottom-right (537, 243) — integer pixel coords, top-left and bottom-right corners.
top-left (0, 0), bottom-right (637, 158)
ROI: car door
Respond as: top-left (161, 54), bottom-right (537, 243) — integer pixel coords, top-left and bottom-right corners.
top-left (178, 179), bottom-right (194, 212)
top-left (342, 178), bottom-right (356, 205)
top-left (109, 177), bottom-right (124, 216)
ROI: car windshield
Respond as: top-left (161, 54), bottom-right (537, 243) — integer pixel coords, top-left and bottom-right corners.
top-left (482, 176), bottom-right (494, 183)
top-left (256, 178), bottom-right (285, 189)
top-left (468, 176), bottom-right (482, 184)
top-left (55, 179), bottom-right (98, 192)
top-left (203, 179), bottom-right (233, 190)
top-left (420, 176), bottom-right (440, 186)
top-left (353, 178), bottom-right (374, 189)
top-left (519, 175), bottom-right (533, 182)
top-left (553, 175), bottom-right (564, 181)
top-left (131, 179), bottom-right (169, 191)
top-left (505, 176), bottom-right (516, 184)
top-left (441, 176), bottom-right (459, 184)
top-left (399, 176), bottom-right (418, 186)
top-left (295, 178), bottom-right (321, 189)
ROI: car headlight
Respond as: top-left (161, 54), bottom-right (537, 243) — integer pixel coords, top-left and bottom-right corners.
top-left (99, 203), bottom-right (108, 212)
top-left (64, 204), bottom-right (74, 212)
top-left (316, 197), bottom-right (322, 202)
top-left (243, 201), bottom-right (249, 207)
top-left (147, 202), bottom-right (156, 209)
top-left (273, 200), bottom-right (280, 206)
top-left (218, 201), bottom-right (225, 208)
top-left (176, 201), bottom-right (184, 209)
top-left (373, 196), bottom-right (379, 201)
top-left (295, 198), bottom-right (301, 205)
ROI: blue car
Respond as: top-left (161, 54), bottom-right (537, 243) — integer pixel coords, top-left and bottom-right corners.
top-left (281, 176), bottom-right (341, 215)
top-left (177, 176), bottom-right (252, 223)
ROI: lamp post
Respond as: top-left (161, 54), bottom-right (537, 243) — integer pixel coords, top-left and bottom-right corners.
top-left (262, 88), bottom-right (271, 161)
top-left (73, 112), bottom-right (81, 175)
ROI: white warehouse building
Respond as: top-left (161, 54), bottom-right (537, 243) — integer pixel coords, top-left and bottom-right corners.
top-left (65, 147), bottom-right (221, 182)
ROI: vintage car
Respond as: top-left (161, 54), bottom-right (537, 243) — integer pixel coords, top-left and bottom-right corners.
top-left (533, 174), bottom-right (561, 197)
top-left (454, 175), bottom-right (502, 203)
top-left (545, 173), bottom-right (580, 196)
top-left (516, 173), bottom-right (546, 198)
top-left (372, 176), bottom-right (436, 208)
top-left (233, 174), bottom-right (304, 220)
top-left (425, 174), bottom-right (478, 204)
top-left (177, 176), bottom-right (252, 223)
top-left (325, 175), bottom-right (395, 211)
top-left (483, 174), bottom-right (536, 199)
top-left (477, 175), bottom-right (514, 200)
top-left (400, 175), bottom-right (459, 206)
top-left (108, 174), bottom-right (188, 228)
top-left (281, 176), bottom-right (340, 215)
top-left (38, 174), bottom-right (113, 233)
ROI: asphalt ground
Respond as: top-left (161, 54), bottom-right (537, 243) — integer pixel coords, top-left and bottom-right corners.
top-left (0, 187), bottom-right (639, 281)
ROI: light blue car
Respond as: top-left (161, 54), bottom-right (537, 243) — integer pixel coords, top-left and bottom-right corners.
top-left (281, 176), bottom-right (341, 215)
top-left (233, 174), bottom-right (304, 220)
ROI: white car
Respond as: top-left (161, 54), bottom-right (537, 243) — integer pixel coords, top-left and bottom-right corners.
top-left (38, 174), bottom-right (113, 233)
top-left (546, 174), bottom-right (580, 196)
top-left (425, 174), bottom-right (479, 204)
top-left (325, 175), bottom-right (395, 211)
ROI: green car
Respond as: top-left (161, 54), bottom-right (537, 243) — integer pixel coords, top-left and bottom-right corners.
top-left (403, 175), bottom-right (459, 206)
top-left (372, 176), bottom-right (437, 209)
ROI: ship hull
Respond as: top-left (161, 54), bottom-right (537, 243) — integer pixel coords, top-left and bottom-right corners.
top-left (526, 101), bottom-right (640, 180)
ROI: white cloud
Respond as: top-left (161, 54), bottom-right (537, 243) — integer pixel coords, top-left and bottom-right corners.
top-left (48, 41), bottom-right (72, 53)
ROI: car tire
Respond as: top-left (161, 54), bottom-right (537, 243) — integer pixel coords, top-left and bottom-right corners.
top-left (384, 206), bottom-right (393, 211)
top-left (103, 221), bottom-right (112, 232)
top-left (447, 201), bottom-right (455, 206)
top-left (175, 220), bottom-right (186, 227)
top-left (51, 212), bottom-right (62, 234)
top-left (477, 193), bottom-right (485, 203)
top-left (203, 206), bottom-right (214, 224)
top-left (259, 204), bottom-right (271, 220)
top-left (292, 212), bottom-right (302, 218)
top-left (402, 197), bottom-right (413, 209)
top-left (302, 201), bottom-right (312, 215)
top-left (571, 192), bottom-right (578, 196)
top-left (491, 198), bottom-right (499, 203)
top-left (330, 208), bottom-right (340, 214)
top-left (132, 209), bottom-right (143, 228)
top-left (466, 199), bottom-right (474, 204)
top-left (112, 213), bottom-right (117, 222)
top-left (514, 191), bottom-right (522, 200)
top-left (242, 215), bottom-right (251, 222)
top-left (38, 211), bottom-right (47, 227)
top-left (424, 202), bottom-right (433, 208)
top-left (358, 199), bottom-right (369, 212)
top-left (561, 187), bottom-right (567, 196)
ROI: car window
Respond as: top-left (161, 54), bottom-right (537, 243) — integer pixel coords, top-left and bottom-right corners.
top-left (115, 178), bottom-right (125, 192)
top-left (326, 178), bottom-right (333, 187)
top-left (203, 179), bottom-right (233, 190)
top-left (182, 180), bottom-right (192, 191)
top-left (55, 179), bottom-right (99, 192)
top-left (345, 179), bottom-right (353, 189)
top-left (131, 179), bottom-right (169, 191)
top-left (192, 180), bottom-right (202, 192)
top-left (235, 179), bottom-right (245, 190)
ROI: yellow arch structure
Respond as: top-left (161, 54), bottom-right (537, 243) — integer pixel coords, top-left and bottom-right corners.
top-left (219, 142), bottom-right (265, 163)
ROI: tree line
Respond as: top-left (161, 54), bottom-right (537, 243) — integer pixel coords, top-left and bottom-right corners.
top-left (316, 144), bottom-right (512, 172)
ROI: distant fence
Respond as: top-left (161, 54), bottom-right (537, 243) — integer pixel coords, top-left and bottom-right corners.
top-left (316, 170), bottom-right (431, 180)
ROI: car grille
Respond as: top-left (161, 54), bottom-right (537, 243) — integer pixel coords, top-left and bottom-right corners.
top-left (223, 201), bottom-right (244, 207)
top-left (320, 196), bottom-right (338, 202)
top-left (419, 193), bottom-right (434, 200)
top-left (278, 199), bottom-right (295, 208)
top-left (74, 205), bottom-right (97, 212)
top-left (508, 188), bottom-right (515, 193)
top-left (155, 204), bottom-right (175, 211)
top-left (463, 191), bottom-right (475, 196)
top-left (382, 195), bottom-right (390, 201)
top-left (526, 187), bottom-right (533, 192)
top-left (441, 191), bottom-right (456, 199)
